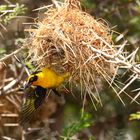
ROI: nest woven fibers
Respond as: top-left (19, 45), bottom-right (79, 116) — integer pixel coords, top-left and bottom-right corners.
top-left (25, 0), bottom-right (119, 107)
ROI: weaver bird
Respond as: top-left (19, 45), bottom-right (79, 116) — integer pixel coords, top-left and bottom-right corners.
top-left (19, 67), bottom-right (69, 125)
top-left (25, 67), bottom-right (69, 96)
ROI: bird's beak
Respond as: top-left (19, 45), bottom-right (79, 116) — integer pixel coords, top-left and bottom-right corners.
top-left (24, 82), bottom-right (32, 89)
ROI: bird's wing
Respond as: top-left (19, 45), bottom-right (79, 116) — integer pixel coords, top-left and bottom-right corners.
top-left (19, 86), bottom-right (47, 126)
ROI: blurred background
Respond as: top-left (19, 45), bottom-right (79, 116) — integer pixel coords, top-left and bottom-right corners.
top-left (0, 0), bottom-right (140, 140)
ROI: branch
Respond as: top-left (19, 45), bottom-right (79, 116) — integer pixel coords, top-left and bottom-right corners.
top-left (87, 44), bottom-right (140, 75)
top-left (0, 67), bottom-right (25, 95)
top-left (84, 41), bottom-right (140, 103)
top-left (0, 47), bottom-right (24, 62)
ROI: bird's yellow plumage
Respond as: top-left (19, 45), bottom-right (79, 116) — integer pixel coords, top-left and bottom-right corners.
top-left (27, 67), bottom-right (69, 89)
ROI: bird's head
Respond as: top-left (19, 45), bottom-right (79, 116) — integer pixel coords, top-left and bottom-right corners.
top-left (25, 74), bottom-right (38, 89)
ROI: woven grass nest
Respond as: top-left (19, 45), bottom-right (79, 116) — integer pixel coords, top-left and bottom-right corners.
top-left (26, 0), bottom-right (117, 105)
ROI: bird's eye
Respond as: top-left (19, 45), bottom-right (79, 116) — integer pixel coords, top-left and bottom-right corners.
top-left (29, 75), bottom-right (38, 83)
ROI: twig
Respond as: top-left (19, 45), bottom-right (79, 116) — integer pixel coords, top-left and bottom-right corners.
top-left (33, 5), bottom-right (53, 11)
top-left (51, 0), bottom-right (60, 8)
top-left (21, 130), bottom-right (25, 140)
top-left (1, 113), bottom-right (18, 117)
top-left (2, 136), bottom-right (16, 140)
top-left (85, 42), bottom-right (140, 103)
top-left (118, 74), bottom-right (138, 95)
top-left (0, 68), bottom-right (25, 95)
top-left (2, 87), bottom-right (19, 95)
top-left (1, 69), bottom-right (7, 89)
top-left (3, 78), bottom-right (14, 83)
top-left (14, 55), bottom-right (30, 76)
top-left (2, 79), bottom-right (17, 92)
top-left (5, 96), bottom-right (20, 110)
top-left (87, 44), bottom-right (140, 74)
top-left (4, 0), bottom-right (12, 4)
top-left (131, 91), bottom-right (140, 104)
top-left (3, 123), bottom-right (19, 127)
top-left (0, 47), bottom-right (24, 62)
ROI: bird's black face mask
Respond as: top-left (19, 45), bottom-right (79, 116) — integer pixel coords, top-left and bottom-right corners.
top-left (24, 75), bottom-right (38, 89)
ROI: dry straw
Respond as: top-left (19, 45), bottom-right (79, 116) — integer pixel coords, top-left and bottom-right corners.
top-left (25, 0), bottom-right (140, 106)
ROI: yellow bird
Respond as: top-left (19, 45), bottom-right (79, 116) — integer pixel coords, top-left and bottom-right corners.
top-left (25, 67), bottom-right (69, 89)
top-left (19, 67), bottom-right (69, 126)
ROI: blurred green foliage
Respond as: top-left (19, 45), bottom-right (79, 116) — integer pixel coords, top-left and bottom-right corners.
top-left (129, 111), bottom-right (140, 121)
top-left (0, 47), bottom-right (6, 55)
top-left (61, 109), bottom-right (94, 140)
top-left (0, 3), bottom-right (27, 24)
top-left (81, 0), bottom-right (95, 11)
top-left (0, 3), bottom-right (27, 59)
